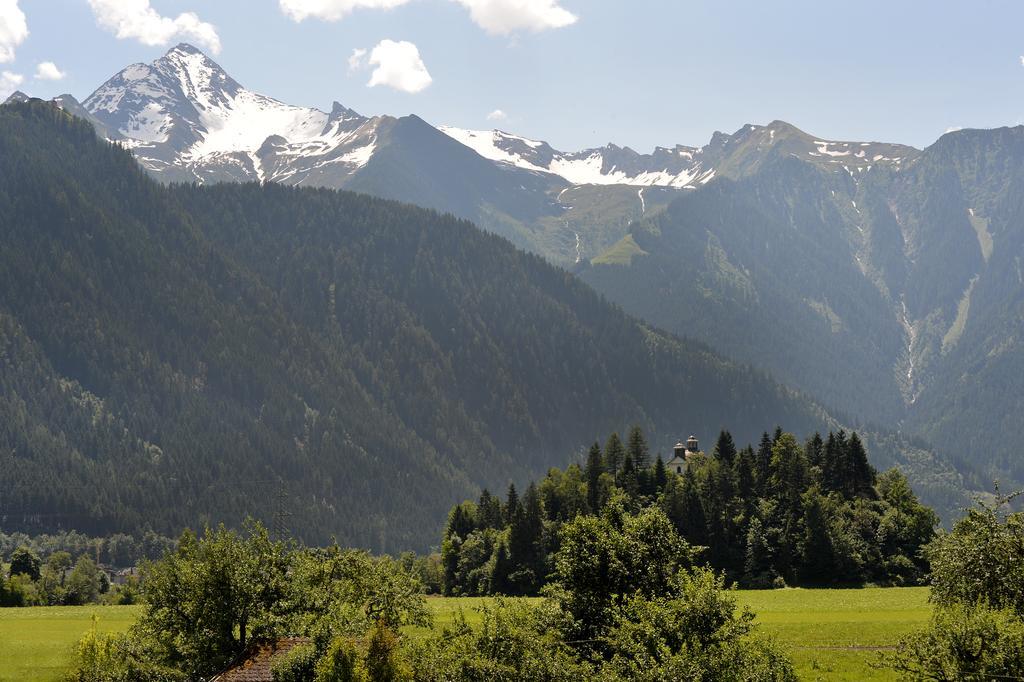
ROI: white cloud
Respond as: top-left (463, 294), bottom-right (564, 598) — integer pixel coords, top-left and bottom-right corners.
top-left (452, 0), bottom-right (577, 35)
top-left (348, 47), bottom-right (367, 72)
top-left (87, 0), bottom-right (221, 54)
top-left (35, 61), bottom-right (66, 81)
top-left (280, 0), bottom-right (576, 34)
top-left (486, 109), bottom-right (507, 121)
top-left (945, 126), bottom-right (963, 134)
top-left (1020, 55), bottom-right (1024, 67)
top-left (0, 69), bottom-right (23, 98)
top-left (280, 0), bottom-right (412, 22)
top-left (361, 39), bottom-right (432, 93)
top-left (0, 0), bottom-right (28, 63)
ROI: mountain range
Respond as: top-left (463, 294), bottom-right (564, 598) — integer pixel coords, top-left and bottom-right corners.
top-left (8, 100), bottom-right (952, 552)
top-left (6, 43), bottom-right (1021, 540)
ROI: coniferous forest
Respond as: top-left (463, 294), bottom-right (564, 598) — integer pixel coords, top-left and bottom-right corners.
top-left (442, 427), bottom-right (938, 594)
top-left (0, 101), bottom-right (853, 551)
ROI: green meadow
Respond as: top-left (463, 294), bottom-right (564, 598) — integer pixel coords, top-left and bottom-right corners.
top-left (0, 588), bottom-right (930, 681)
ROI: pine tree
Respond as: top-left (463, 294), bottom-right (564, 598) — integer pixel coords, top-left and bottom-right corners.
top-left (445, 502), bottom-right (476, 540)
top-left (585, 442), bottom-right (604, 513)
top-left (653, 455), bottom-right (668, 494)
top-left (734, 445), bottom-right (756, 505)
top-left (604, 432), bottom-right (626, 480)
top-left (846, 432), bottom-right (876, 498)
top-left (713, 430), bottom-right (738, 465)
top-left (504, 484), bottom-right (520, 526)
top-left (821, 430), bottom-right (842, 494)
top-left (798, 489), bottom-right (835, 585)
top-left (626, 425), bottom-right (650, 470)
top-left (507, 483), bottom-right (545, 594)
top-left (620, 453), bottom-right (640, 501)
top-left (490, 539), bottom-right (514, 595)
top-left (477, 489), bottom-right (503, 529)
top-left (744, 517), bottom-right (778, 589)
top-left (755, 432), bottom-right (773, 496)
top-left (805, 432), bottom-right (825, 484)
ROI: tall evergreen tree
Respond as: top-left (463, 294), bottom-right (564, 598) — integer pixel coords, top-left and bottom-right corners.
top-left (652, 455), bottom-right (668, 494)
top-left (734, 446), bottom-right (756, 506)
top-left (445, 502), bottom-right (476, 540)
top-left (585, 442), bottom-right (604, 513)
top-left (477, 489), bottom-right (503, 530)
top-left (627, 425), bottom-right (650, 470)
top-left (755, 432), bottom-right (773, 496)
top-left (847, 432), bottom-right (876, 498)
top-left (798, 489), bottom-right (835, 585)
top-left (744, 517), bottom-right (778, 589)
top-left (507, 483), bottom-right (545, 594)
top-left (620, 453), bottom-right (640, 501)
top-left (604, 432), bottom-right (626, 480)
top-left (805, 432), bottom-right (825, 483)
top-left (504, 484), bottom-right (520, 526)
top-left (713, 430), bottom-right (738, 466)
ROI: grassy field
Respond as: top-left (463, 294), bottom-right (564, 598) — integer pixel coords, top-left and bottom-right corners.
top-left (0, 588), bottom-right (930, 681)
top-left (0, 605), bottom-right (142, 682)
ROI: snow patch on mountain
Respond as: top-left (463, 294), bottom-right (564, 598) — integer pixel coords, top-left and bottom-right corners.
top-left (83, 44), bottom-right (379, 184)
top-left (440, 126), bottom-right (714, 188)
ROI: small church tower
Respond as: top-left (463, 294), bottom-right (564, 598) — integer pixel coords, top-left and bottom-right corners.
top-left (666, 435), bottom-right (700, 475)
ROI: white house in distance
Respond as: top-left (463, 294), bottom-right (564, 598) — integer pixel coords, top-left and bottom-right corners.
top-left (666, 435), bottom-right (701, 474)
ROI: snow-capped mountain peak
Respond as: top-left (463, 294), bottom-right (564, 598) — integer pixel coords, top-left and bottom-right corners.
top-left (82, 43), bottom-right (378, 185)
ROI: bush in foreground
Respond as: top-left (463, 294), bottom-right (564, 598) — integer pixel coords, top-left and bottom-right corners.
top-left (882, 493), bottom-right (1024, 680)
top-left (68, 514), bottom-right (795, 681)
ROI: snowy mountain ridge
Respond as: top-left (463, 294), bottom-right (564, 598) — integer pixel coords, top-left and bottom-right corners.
top-left (34, 43), bottom-right (921, 193)
top-left (81, 43), bottom-right (382, 185)
top-left (439, 126), bottom-right (716, 188)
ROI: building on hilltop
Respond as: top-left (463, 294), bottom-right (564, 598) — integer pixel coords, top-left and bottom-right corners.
top-left (666, 435), bottom-right (701, 475)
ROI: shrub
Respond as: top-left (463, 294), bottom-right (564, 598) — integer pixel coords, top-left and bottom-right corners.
top-left (271, 642), bottom-right (318, 682)
top-left (314, 637), bottom-right (367, 682)
top-left (882, 604), bottom-right (1024, 680)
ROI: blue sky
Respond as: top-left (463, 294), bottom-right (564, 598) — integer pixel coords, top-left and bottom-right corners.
top-left (3, 0), bottom-right (1023, 152)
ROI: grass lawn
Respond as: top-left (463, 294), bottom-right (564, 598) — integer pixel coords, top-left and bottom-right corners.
top-left (0, 605), bottom-right (142, 682)
top-left (0, 588), bottom-right (930, 681)
top-left (737, 587), bottom-right (931, 681)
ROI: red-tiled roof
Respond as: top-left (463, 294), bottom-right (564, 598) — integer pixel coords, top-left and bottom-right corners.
top-left (211, 637), bottom-right (311, 682)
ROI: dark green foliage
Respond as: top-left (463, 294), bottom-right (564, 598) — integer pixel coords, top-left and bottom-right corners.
top-left (475, 490), bottom-right (502, 531)
top-left (604, 569), bottom-right (797, 681)
top-left (585, 442), bottom-right (604, 513)
top-left (927, 493), bottom-right (1024, 615)
top-left (713, 430), bottom-right (737, 465)
top-left (627, 425), bottom-right (650, 470)
top-left (0, 101), bottom-right (854, 550)
top-left (884, 605), bottom-right (1024, 682)
top-left (443, 427), bottom-right (937, 594)
top-left (68, 520), bottom-right (430, 680)
top-left (271, 642), bottom-right (319, 682)
top-left (551, 504), bottom-right (698, 647)
top-left (604, 432), bottom-right (626, 479)
top-left (8, 546), bottom-right (40, 580)
top-left (139, 523), bottom-right (292, 678)
top-left (883, 492), bottom-right (1024, 678)
top-left (580, 127), bottom-right (1024, 511)
top-left (408, 599), bottom-right (594, 681)
top-left (313, 637), bottom-right (365, 682)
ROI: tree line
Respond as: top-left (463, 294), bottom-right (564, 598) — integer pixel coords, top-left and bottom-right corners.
top-left (0, 100), bottom-right (837, 552)
top-left (442, 426), bottom-right (938, 595)
top-left (69, 516), bottom-right (797, 681)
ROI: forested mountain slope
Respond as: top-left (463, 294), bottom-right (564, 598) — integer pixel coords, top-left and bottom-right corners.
top-left (0, 101), bottom-right (911, 550)
top-left (581, 121), bottom-right (1024, 490)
